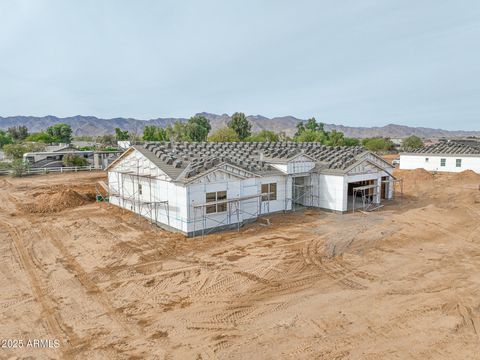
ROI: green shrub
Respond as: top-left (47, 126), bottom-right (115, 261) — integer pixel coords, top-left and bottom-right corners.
top-left (63, 154), bottom-right (88, 167)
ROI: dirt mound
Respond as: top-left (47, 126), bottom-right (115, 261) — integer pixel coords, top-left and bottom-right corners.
top-left (394, 168), bottom-right (434, 182)
top-left (456, 170), bottom-right (480, 181)
top-left (24, 189), bottom-right (91, 213)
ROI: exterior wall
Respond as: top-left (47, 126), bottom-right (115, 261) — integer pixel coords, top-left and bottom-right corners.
top-left (287, 161), bottom-right (316, 174)
top-left (107, 149), bottom-right (188, 233)
top-left (186, 174), bottom-right (291, 235)
top-left (400, 154), bottom-right (480, 173)
top-left (187, 178), bottom-right (242, 234)
top-left (270, 161), bottom-right (315, 174)
top-left (259, 175), bottom-right (291, 213)
top-left (306, 174), bottom-right (346, 212)
top-left (108, 171), bottom-right (189, 233)
top-left (270, 164), bottom-right (288, 173)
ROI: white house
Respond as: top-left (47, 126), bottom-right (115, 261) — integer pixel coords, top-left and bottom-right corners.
top-left (400, 141), bottom-right (480, 173)
top-left (106, 142), bottom-right (396, 236)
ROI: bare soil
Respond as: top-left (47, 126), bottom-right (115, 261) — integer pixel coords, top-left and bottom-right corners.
top-left (1, 171), bottom-right (480, 359)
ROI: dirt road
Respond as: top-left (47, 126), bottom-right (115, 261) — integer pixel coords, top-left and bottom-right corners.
top-left (1, 170), bottom-right (480, 359)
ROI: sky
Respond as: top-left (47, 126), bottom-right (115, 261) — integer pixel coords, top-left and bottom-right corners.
top-left (0, 0), bottom-right (479, 130)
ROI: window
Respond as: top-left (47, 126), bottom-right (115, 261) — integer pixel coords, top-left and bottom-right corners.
top-left (261, 183), bottom-right (277, 201)
top-left (440, 158), bottom-right (446, 167)
top-left (217, 191), bottom-right (227, 212)
top-left (138, 183), bottom-right (142, 195)
top-left (425, 158), bottom-right (429, 162)
top-left (205, 191), bottom-right (227, 214)
top-left (456, 159), bottom-right (462, 167)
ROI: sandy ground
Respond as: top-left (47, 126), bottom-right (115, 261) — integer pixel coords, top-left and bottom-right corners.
top-left (382, 153), bottom-right (399, 163)
top-left (1, 170), bottom-right (480, 359)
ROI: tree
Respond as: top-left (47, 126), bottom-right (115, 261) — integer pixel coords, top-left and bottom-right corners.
top-left (295, 122), bottom-right (306, 137)
top-left (295, 129), bottom-right (326, 142)
top-left (143, 125), bottom-right (169, 141)
top-left (98, 134), bottom-right (116, 146)
top-left (3, 143), bottom-right (29, 159)
top-left (165, 121), bottom-right (188, 141)
top-left (343, 137), bottom-right (360, 147)
top-left (46, 123), bottom-right (72, 143)
top-left (143, 125), bottom-right (157, 141)
top-left (228, 112), bottom-right (251, 140)
top-left (115, 127), bottom-right (129, 141)
top-left (305, 117), bottom-right (324, 133)
top-left (185, 115), bottom-right (211, 142)
top-left (63, 154), bottom-right (88, 167)
top-left (208, 127), bottom-right (240, 142)
top-left (7, 125), bottom-right (29, 141)
top-left (246, 130), bottom-right (279, 142)
top-left (362, 137), bottom-right (395, 152)
top-left (0, 130), bottom-right (13, 148)
top-left (325, 130), bottom-right (345, 146)
top-left (402, 135), bottom-right (423, 151)
top-left (26, 132), bottom-right (56, 143)
top-left (277, 131), bottom-right (291, 141)
top-left (11, 159), bottom-right (29, 177)
top-left (2, 143), bottom-right (45, 159)
top-left (294, 118), bottom-right (327, 140)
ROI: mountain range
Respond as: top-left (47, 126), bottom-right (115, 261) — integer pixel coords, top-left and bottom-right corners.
top-left (0, 113), bottom-right (479, 139)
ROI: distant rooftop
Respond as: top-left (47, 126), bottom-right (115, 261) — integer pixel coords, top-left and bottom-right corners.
top-left (407, 141), bottom-right (480, 156)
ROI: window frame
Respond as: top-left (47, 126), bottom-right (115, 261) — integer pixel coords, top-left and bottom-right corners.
top-left (205, 191), bottom-right (228, 214)
top-left (261, 183), bottom-right (277, 201)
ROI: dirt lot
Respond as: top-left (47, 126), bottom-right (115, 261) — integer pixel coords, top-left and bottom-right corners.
top-left (1, 170), bottom-right (480, 359)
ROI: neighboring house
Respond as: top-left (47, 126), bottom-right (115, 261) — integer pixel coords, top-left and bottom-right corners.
top-left (72, 140), bottom-right (99, 148)
top-left (24, 148), bottom-right (87, 168)
top-left (44, 143), bottom-right (72, 152)
top-left (106, 142), bottom-right (396, 237)
top-left (23, 149), bottom-right (123, 169)
top-left (390, 138), bottom-right (404, 149)
top-left (400, 141), bottom-right (480, 173)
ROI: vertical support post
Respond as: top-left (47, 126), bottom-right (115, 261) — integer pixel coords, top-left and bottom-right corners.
top-left (236, 200), bottom-right (240, 232)
top-left (193, 206), bottom-right (196, 238)
top-left (352, 190), bottom-right (355, 213)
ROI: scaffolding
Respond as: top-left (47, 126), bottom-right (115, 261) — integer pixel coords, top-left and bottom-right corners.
top-left (351, 183), bottom-right (381, 213)
top-left (351, 178), bottom-right (404, 213)
top-left (192, 192), bottom-right (272, 238)
top-left (107, 162), bottom-right (170, 225)
top-left (382, 178), bottom-right (404, 202)
top-left (284, 174), bottom-right (315, 211)
top-left (292, 183), bottom-right (313, 211)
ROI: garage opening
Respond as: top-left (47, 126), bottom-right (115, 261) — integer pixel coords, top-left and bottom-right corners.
top-left (348, 179), bottom-right (380, 211)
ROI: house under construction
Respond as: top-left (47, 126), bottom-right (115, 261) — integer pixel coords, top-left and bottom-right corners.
top-left (106, 142), bottom-right (398, 236)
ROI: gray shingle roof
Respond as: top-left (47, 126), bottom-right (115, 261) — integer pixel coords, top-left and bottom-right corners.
top-left (136, 142), bottom-right (370, 181)
top-left (408, 141), bottom-right (480, 155)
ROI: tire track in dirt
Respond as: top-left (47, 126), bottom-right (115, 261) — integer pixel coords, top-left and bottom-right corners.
top-left (456, 303), bottom-right (480, 338)
top-left (302, 239), bottom-right (369, 290)
top-left (0, 218), bottom-right (72, 359)
top-left (40, 224), bottom-right (143, 339)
